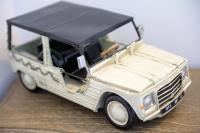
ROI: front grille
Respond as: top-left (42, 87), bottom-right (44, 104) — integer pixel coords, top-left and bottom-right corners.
top-left (157, 74), bottom-right (182, 107)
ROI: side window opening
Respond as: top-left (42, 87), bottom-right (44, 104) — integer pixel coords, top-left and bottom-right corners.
top-left (12, 26), bottom-right (43, 62)
top-left (49, 39), bottom-right (88, 81)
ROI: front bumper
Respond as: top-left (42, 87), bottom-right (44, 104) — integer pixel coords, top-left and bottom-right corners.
top-left (142, 79), bottom-right (191, 122)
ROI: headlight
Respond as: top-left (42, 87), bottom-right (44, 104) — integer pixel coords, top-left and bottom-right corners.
top-left (143, 93), bottom-right (155, 110)
top-left (181, 65), bottom-right (189, 80)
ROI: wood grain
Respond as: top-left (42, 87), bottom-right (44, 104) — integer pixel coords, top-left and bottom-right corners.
top-left (0, 69), bottom-right (200, 133)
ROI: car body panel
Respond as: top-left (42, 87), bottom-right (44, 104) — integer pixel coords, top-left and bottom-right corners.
top-left (9, 38), bottom-right (191, 122)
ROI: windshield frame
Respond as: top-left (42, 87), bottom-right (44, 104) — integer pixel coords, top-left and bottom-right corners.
top-left (83, 20), bottom-right (141, 68)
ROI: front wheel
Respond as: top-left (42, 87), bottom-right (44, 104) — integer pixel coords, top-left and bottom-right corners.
top-left (19, 72), bottom-right (38, 92)
top-left (105, 95), bottom-right (138, 129)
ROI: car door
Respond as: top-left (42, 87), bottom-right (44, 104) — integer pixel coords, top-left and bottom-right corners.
top-left (42, 65), bottom-right (66, 91)
top-left (41, 36), bottom-right (66, 91)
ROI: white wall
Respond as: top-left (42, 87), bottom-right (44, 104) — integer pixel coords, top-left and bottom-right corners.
top-left (0, 0), bottom-right (15, 100)
top-left (0, 0), bottom-right (199, 99)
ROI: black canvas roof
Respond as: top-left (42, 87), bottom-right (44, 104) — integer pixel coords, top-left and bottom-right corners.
top-left (7, 1), bottom-right (133, 48)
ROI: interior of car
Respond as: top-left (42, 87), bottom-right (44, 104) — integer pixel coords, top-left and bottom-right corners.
top-left (35, 39), bottom-right (87, 81)
top-left (84, 41), bottom-right (103, 65)
top-left (84, 36), bottom-right (119, 66)
top-left (14, 38), bottom-right (43, 61)
top-left (15, 36), bottom-right (119, 81)
top-left (48, 38), bottom-right (119, 80)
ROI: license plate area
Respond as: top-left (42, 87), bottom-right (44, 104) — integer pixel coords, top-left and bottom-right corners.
top-left (160, 92), bottom-right (184, 114)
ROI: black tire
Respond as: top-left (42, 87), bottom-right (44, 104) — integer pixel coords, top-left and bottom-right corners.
top-left (19, 72), bottom-right (39, 92)
top-left (105, 95), bottom-right (138, 129)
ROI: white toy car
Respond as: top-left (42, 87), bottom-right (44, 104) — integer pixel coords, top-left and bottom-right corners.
top-left (7, 1), bottom-right (191, 129)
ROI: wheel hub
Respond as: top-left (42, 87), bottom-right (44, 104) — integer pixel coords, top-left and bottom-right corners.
top-left (107, 101), bottom-right (128, 125)
top-left (21, 73), bottom-right (36, 90)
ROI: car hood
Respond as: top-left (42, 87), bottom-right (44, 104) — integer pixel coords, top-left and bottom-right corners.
top-left (91, 43), bottom-right (185, 92)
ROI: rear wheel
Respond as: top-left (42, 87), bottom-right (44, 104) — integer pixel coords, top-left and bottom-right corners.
top-left (105, 95), bottom-right (137, 129)
top-left (19, 72), bottom-right (38, 92)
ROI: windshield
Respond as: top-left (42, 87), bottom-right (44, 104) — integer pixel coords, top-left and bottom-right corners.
top-left (84, 22), bottom-right (139, 66)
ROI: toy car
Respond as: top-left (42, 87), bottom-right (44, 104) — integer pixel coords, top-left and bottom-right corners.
top-left (7, 1), bottom-right (191, 129)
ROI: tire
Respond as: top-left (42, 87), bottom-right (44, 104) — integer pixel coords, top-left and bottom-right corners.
top-left (105, 95), bottom-right (137, 129)
top-left (19, 72), bottom-right (38, 92)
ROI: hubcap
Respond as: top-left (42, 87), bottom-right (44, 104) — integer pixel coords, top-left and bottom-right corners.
top-left (21, 73), bottom-right (36, 90)
top-left (107, 101), bottom-right (128, 126)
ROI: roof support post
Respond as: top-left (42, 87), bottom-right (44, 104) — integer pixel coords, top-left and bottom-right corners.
top-left (42, 36), bottom-right (53, 66)
top-left (131, 20), bottom-right (141, 41)
top-left (78, 45), bottom-right (85, 55)
top-left (7, 22), bottom-right (12, 50)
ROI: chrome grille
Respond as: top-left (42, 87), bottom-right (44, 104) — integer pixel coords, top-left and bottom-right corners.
top-left (157, 74), bottom-right (182, 107)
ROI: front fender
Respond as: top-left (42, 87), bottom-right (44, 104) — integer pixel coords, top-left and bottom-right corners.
top-left (93, 83), bottom-right (143, 120)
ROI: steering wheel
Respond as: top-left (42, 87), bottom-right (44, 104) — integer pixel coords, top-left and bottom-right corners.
top-left (100, 43), bottom-right (119, 58)
top-left (38, 49), bottom-right (64, 67)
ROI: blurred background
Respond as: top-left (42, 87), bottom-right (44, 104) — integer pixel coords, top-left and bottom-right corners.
top-left (0, 0), bottom-right (199, 100)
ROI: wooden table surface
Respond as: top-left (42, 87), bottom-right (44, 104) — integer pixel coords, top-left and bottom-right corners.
top-left (0, 69), bottom-right (200, 133)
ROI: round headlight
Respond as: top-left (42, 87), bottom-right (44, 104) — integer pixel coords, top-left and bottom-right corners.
top-left (143, 94), bottom-right (154, 110)
top-left (181, 65), bottom-right (188, 80)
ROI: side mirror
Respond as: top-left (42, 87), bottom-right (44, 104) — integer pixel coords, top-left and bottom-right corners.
top-left (137, 25), bottom-right (144, 39)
